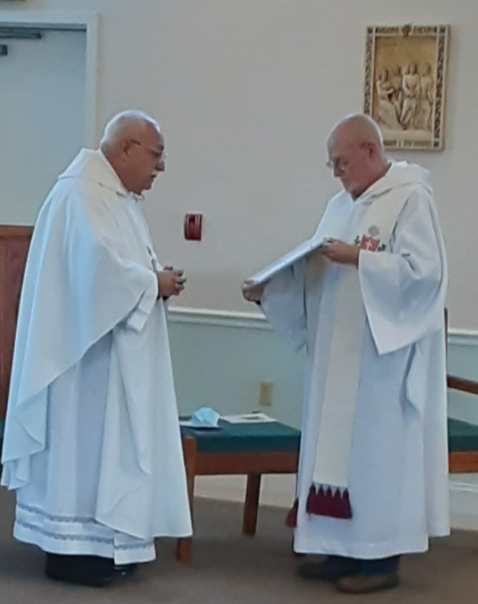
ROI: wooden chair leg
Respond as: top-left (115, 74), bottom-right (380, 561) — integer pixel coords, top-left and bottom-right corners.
top-left (176, 436), bottom-right (197, 563)
top-left (176, 537), bottom-right (192, 564)
top-left (242, 473), bottom-right (261, 536)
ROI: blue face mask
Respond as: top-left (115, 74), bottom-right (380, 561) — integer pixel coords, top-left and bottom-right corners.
top-left (190, 406), bottom-right (220, 428)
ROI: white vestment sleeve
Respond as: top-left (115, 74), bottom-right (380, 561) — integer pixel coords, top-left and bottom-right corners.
top-left (261, 260), bottom-right (307, 350)
top-left (123, 279), bottom-right (158, 332)
top-left (358, 189), bottom-right (447, 355)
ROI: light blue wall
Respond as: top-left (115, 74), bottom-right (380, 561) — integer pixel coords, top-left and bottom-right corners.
top-left (169, 314), bottom-right (305, 429)
top-left (169, 312), bottom-right (478, 428)
top-left (447, 338), bottom-right (478, 424)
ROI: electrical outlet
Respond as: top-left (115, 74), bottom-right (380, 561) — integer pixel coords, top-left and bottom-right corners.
top-left (258, 381), bottom-right (273, 406)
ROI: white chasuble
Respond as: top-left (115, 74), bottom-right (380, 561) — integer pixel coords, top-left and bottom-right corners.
top-left (2, 150), bottom-right (192, 563)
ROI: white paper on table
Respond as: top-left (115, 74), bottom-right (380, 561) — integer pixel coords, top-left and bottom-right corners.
top-left (246, 235), bottom-right (329, 285)
top-left (221, 412), bottom-right (277, 424)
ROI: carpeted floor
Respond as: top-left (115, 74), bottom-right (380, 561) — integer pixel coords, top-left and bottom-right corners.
top-left (0, 487), bottom-right (477, 603)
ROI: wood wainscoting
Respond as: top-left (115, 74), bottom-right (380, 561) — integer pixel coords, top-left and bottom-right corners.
top-left (0, 226), bottom-right (33, 419)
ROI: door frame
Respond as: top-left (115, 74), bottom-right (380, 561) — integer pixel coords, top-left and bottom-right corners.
top-left (0, 10), bottom-right (100, 147)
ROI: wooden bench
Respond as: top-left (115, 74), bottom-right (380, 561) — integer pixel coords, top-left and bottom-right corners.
top-left (177, 420), bottom-right (300, 562)
top-left (445, 308), bottom-right (478, 473)
top-left (447, 377), bottom-right (478, 472)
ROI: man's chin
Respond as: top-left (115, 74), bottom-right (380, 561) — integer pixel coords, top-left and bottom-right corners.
top-left (342, 181), bottom-right (358, 196)
top-left (145, 176), bottom-right (158, 190)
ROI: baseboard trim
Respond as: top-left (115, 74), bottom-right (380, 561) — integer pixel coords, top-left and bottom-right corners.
top-left (195, 474), bottom-right (296, 509)
top-left (194, 475), bottom-right (478, 532)
top-left (449, 478), bottom-right (478, 530)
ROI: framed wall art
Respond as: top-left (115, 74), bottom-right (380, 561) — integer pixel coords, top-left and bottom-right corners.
top-left (364, 24), bottom-right (450, 150)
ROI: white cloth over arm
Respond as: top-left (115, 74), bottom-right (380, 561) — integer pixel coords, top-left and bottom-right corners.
top-left (359, 187), bottom-right (447, 355)
top-left (261, 262), bottom-right (307, 351)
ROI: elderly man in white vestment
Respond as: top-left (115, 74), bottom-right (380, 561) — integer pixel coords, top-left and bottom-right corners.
top-left (242, 114), bottom-right (449, 594)
top-left (1, 110), bottom-right (192, 587)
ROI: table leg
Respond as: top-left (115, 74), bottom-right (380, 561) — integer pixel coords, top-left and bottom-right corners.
top-left (176, 436), bottom-right (197, 563)
top-left (242, 473), bottom-right (261, 536)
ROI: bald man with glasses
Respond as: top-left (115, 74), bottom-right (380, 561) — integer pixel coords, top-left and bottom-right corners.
top-left (243, 113), bottom-right (449, 594)
top-left (2, 110), bottom-right (191, 587)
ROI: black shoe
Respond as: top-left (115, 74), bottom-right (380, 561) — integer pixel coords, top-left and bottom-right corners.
top-left (45, 554), bottom-right (115, 588)
top-left (298, 556), bottom-right (360, 581)
top-left (114, 563), bottom-right (138, 577)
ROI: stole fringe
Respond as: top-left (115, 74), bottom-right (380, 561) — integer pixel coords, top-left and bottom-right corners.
top-left (284, 484), bottom-right (352, 528)
top-left (306, 484), bottom-right (352, 519)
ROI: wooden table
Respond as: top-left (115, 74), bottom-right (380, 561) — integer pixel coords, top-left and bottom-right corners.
top-left (177, 419), bottom-right (300, 562)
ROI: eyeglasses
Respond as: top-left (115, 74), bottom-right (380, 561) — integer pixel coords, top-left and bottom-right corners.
top-left (325, 157), bottom-right (350, 172)
top-left (326, 142), bottom-right (368, 172)
top-left (130, 139), bottom-right (167, 163)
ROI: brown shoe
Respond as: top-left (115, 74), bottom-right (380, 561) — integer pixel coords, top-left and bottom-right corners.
top-left (298, 558), bottom-right (360, 581)
top-left (336, 572), bottom-right (400, 594)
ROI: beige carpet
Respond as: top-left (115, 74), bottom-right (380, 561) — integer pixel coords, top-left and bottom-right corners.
top-left (0, 487), bottom-right (477, 603)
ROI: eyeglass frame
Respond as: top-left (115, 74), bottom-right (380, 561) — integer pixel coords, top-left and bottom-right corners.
top-left (325, 142), bottom-right (369, 172)
top-left (130, 139), bottom-right (167, 163)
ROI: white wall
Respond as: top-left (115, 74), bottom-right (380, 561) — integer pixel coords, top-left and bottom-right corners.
top-left (1, 0), bottom-right (477, 330)
top-left (0, 29), bottom-right (86, 224)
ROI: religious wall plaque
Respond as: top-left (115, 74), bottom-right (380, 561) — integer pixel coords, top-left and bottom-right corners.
top-left (364, 24), bottom-right (449, 150)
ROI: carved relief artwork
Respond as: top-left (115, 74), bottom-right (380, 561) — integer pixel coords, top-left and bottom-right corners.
top-left (364, 25), bottom-right (450, 150)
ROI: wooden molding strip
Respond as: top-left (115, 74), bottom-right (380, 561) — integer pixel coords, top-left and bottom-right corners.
top-left (0, 225), bottom-right (33, 238)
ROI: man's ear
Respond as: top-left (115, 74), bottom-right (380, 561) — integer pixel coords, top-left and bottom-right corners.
top-left (119, 139), bottom-right (133, 159)
top-left (367, 142), bottom-right (378, 159)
